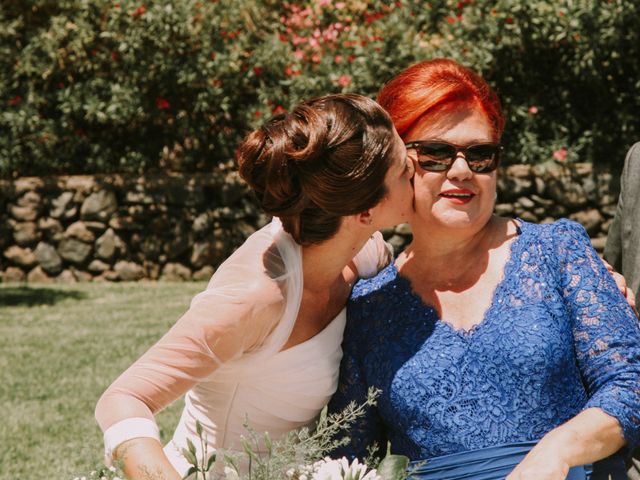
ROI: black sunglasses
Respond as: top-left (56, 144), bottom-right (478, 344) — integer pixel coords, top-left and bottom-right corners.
top-left (405, 140), bottom-right (502, 173)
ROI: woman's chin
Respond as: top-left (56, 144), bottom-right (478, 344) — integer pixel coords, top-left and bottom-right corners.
top-left (428, 208), bottom-right (491, 231)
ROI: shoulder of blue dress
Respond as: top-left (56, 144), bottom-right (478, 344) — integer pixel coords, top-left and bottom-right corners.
top-left (517, 217), bottom-right (588, 242)
top-left (350, 261), bottom-right (398, 301)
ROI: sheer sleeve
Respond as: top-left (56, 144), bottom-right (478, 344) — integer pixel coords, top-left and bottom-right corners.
top-left (553, 219), bottom-right (640, 448)
top-left (327, 297), bottom-right (387, 460)
top-left (95, 221), bottom-right (290, 458)
top-left (352, 231), bottom-right (393, 279)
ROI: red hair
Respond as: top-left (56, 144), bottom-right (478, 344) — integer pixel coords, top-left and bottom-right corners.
top-left (377, 58), bottom-right (505, 141)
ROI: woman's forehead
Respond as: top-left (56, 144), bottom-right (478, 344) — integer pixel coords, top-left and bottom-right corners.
top-left (405, 106), bottom-right (495, 143)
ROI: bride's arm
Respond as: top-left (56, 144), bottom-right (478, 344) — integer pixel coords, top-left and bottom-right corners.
top-left (114, 438), bottom-right (181, 480)
top-left (95, 287), bottom-right (282, 478)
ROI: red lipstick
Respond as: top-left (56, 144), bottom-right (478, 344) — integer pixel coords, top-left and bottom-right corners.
top-left (439, 188), bottom-right (475, 204)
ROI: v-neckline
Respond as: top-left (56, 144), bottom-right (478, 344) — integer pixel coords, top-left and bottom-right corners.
top-left (393, 220), bottom-right (525, 339)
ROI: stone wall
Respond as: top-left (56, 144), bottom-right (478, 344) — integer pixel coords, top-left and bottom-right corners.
top-left (0, 171), bottom-right (265, 283)
top-left (0, 162), bottom-right (619, 283)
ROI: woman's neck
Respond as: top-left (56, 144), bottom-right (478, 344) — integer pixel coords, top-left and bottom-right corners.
top-left (300, 230), bottom-right (370, 292)
top-left (400, 216), bottom-right (502, 279)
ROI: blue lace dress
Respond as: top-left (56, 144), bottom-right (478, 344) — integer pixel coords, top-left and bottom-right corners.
top-left (329, 220), bottom-right (640, 479)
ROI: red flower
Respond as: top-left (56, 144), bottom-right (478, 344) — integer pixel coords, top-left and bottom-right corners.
top-left (337, 74), bottom-right (352, 87)
top-left (446, 16), bottom-right (457, 23)
top-left (131, 4), bottom-right (146, 17)
top-left (284, 66), bottom-right (301, 77)
top-left (8, 95), bottom-right (22, 106)
top-left (505, 16), bottom-right (514, 24)
top-left (253, 67), bottom-right (264, 76)
top-left (155, 97), bottom-right (170, 109)
top-left (553, 148), bottom-right (568, 162)
top-left (272, 105), bottom-right (286, 115)
top-left (253, 110), bottom-right (262, 118)
top-left (111, 51), bottom-right (119, 61)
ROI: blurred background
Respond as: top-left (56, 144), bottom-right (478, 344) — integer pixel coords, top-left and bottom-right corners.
top-left (2, 0), bottom-right (639, 178)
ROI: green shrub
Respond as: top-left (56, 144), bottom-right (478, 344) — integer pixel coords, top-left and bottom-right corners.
top-left (1, 0), bottom-right (639, 176)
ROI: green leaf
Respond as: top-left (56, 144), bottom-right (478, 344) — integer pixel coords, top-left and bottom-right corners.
top-left (181, 447), bottom-right (198, 467)
top-left (187, 437), bottom-right (197, 455)
top-left (206, 452), bottom-right (217, 471)
top-left (377, 454), bottom-right (410, 480)
top-left (196, 420), bottom-right (203, 437)
top-left (183, 466), bottom-right (198, 479)
top-left (264, 431), bottom-right (272, 455)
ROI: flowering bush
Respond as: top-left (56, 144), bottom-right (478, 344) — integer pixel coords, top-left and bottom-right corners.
top-left (2, 0), bottom-right (639, 177)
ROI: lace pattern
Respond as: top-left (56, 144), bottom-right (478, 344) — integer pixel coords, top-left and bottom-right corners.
top-left (329, 219), bottom-right (640, 465)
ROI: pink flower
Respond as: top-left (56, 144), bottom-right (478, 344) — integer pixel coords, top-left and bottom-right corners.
top-left (336, 1), bottom-right (346, 9)
top-left (553, 148), bottom-right (568, 162)
top-left (528, 106), bottom-right (538, 114)
top-left (311, 53), bottom-right (321, 63)
top-left (155, 97), bottom-right (170, 109)
top-left (337, 74), bottom-right (352, 87)
top-left (334, 55), bottom-right (343, 63)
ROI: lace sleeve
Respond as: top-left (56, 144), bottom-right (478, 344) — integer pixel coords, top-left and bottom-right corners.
top-left (327, 299), bottom-right (387, 460)
top-left (553, 219), bottom-right (640, 448)
top-left (352, 231), bottom-right (393, 279)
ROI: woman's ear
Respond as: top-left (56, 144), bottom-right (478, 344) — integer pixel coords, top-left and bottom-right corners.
top-left (355, 210), bottom-right (374, 226)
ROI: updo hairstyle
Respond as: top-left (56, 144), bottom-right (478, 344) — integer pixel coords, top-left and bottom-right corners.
top-left (237, 94), bottom-right (396, 245)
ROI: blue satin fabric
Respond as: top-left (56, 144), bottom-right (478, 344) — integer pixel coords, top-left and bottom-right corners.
top-left (408, 441), bottom-right (590, 480)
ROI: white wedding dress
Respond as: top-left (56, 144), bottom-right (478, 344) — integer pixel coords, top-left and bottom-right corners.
top-left (95, 219), bottom-right (391, 476)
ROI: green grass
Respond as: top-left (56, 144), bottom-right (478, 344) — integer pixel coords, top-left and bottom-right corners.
top-left (0, 281), bottom-right (207, 479)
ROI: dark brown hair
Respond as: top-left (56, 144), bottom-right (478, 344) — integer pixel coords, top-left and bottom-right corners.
top-left (237, 94), bottom-right (396, 245)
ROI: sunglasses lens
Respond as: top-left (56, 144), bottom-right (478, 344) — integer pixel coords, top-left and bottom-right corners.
top-left (466, 145), bottom-right (500, 172)
top-left (414, 143), bottom-right (456, 171)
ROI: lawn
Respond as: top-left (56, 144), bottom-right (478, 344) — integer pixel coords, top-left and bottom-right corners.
top-left (0, 281), bottom-right (208, 479)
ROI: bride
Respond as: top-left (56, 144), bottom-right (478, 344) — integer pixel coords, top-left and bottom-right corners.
top-left (95, 93), bottom-right (415, 479)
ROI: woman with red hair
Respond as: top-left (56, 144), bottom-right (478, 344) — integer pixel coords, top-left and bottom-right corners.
top-left (329, 59), bottom-right (640, 479)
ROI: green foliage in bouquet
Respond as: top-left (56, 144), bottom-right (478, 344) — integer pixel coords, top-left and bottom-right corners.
top-left (182, 388), bottom-right (412, 480)
top-left (2, 0), bottom-right (639, 177)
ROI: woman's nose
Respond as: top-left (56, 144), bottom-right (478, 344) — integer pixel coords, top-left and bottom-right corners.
top-left (446, 154), bottom-right (473, 180)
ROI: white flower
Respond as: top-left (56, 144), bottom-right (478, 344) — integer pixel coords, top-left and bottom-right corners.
top-left (311, 457), bottom-right (381, 480)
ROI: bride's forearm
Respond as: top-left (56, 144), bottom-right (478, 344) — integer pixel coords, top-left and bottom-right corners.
top-left (115, 438), bottom-right (181, 480)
